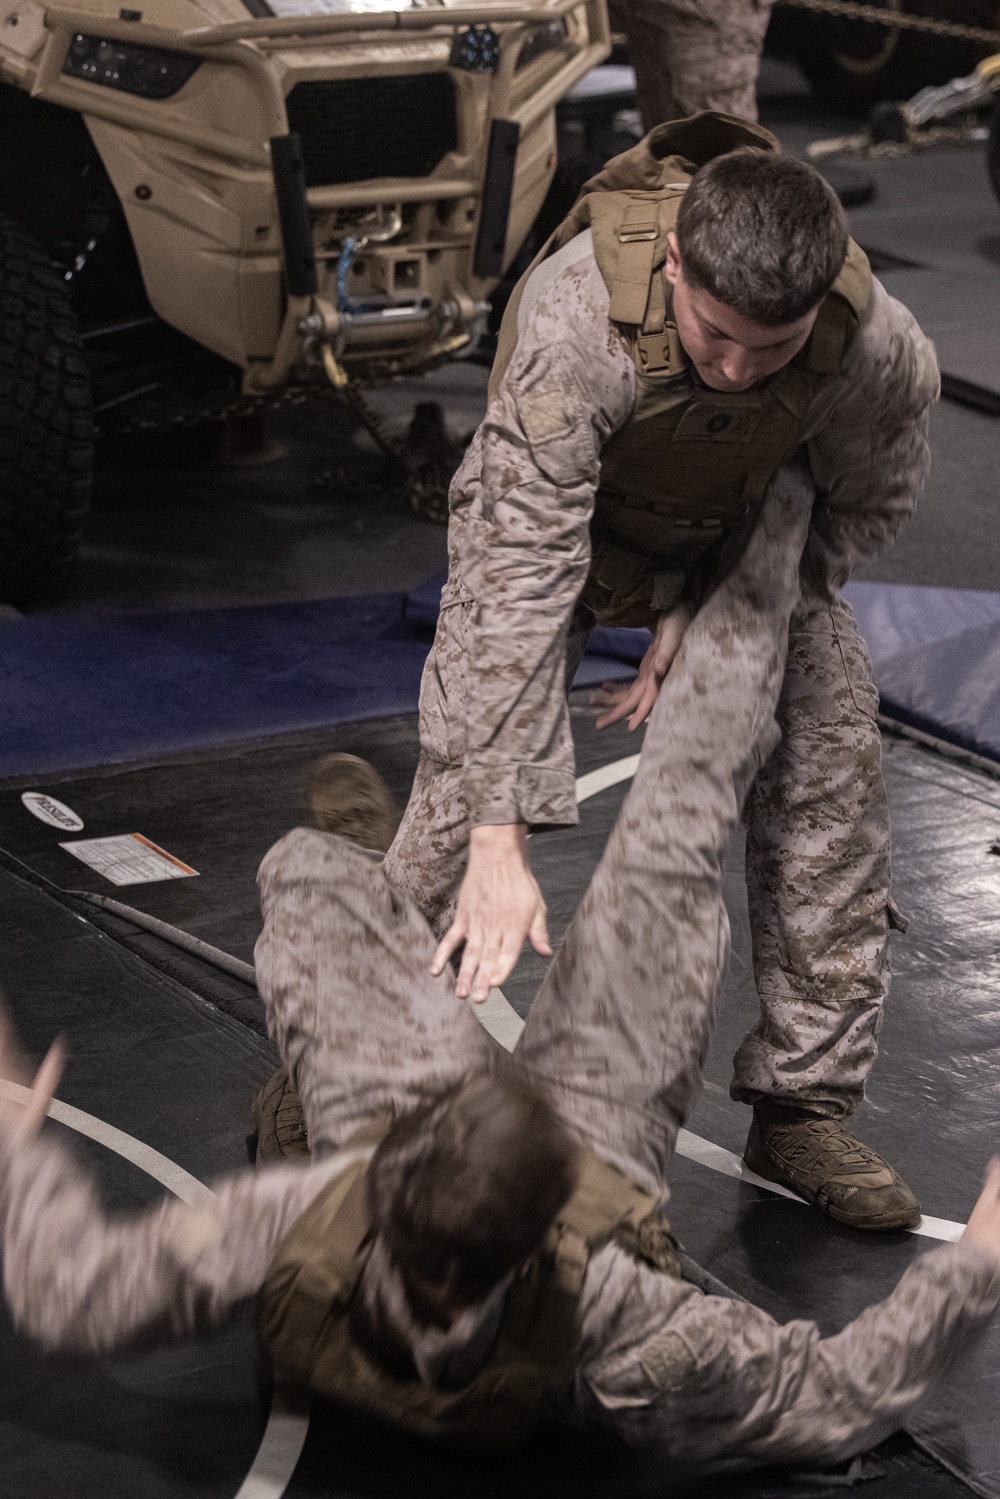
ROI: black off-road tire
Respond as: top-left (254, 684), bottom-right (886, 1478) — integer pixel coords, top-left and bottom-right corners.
top-left (787, 1), bottom-right (998, 116)
top-left (989, 97), bottom-right (1000, 203)
top-left (0, 214), bottom-right (93, 609)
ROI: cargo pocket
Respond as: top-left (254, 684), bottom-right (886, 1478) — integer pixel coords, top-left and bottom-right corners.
top-left (833, 596), bottom-right (880, 722)
top-left (417, 583), bottom-right (472, 766)
top-left (887, 895), bottom-right (909, 934)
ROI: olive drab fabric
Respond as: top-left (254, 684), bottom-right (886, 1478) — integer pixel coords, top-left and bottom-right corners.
top-left (256, 1131), bottom-right (680, 1453)
top-left (489, 112), bottom-right (874, 625)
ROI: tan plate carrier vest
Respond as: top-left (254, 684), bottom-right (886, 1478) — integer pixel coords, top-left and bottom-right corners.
top-left (257, 1123), bottom-right (680, 1453)
top-left (490, 112), bottom-right (874, 627)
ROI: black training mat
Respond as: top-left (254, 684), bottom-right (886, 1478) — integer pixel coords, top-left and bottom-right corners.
top-left (0, 861), bottom-right (967, 1499)
top-left (1, 714), bottom-right (998, 1496)
top-left (0, 862), bottom-right (278, 1499)
top-left (0, 699), bottom-right (644, 967)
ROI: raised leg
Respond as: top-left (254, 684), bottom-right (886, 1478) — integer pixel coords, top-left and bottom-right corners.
top-left (513, 467), bottom-right (813, 1197)
top-left (254, 829), bottom-right (495, 1155)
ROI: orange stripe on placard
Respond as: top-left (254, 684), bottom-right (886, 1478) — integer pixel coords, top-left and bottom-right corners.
top-left (130, 833), bottom-right (198, 876)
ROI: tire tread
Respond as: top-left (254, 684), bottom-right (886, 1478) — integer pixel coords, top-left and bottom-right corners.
top-left (0, 214), bottom-right (93, 609)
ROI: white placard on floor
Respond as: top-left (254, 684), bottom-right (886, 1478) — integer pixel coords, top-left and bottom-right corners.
top-left (59, 833), bottom-right (198, 886)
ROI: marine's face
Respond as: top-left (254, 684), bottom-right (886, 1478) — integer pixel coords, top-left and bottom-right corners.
top-left (664, 232), bottom-right (819, 393)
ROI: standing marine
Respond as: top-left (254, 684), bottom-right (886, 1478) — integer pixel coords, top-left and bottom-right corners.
top-left (609, 0), bottom-right (774, 134)
top-left (374, 113), bottom-right (940, 1234)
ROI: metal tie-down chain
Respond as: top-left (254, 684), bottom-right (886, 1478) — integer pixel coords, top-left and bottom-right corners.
top-left (773, 0), bottom-right (1000, 47)
top-left (104, 352), bottom-right (453, 524)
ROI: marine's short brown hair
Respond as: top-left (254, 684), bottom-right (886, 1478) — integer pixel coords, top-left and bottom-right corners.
top-left (675, 149), bottom-right (849, 326)
top-left (367, 1070), bottom-right (577, 1315)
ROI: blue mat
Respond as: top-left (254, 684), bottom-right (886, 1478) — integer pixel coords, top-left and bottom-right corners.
top-left (844, 582), bottom-right (1000, 765)
top-left (0, 583), bottom-right (643, 778)
top-left (3, 579), bottom-right (997, 779)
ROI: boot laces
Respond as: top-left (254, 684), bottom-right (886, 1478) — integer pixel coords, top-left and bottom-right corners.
top-left (770, 1118), bottom-right (887, 1177)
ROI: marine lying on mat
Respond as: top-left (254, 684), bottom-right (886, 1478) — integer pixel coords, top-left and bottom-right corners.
top-left (2, 468), bottom-right (997, 1473)
top-left (354, 112), bottom-right (942, 1233)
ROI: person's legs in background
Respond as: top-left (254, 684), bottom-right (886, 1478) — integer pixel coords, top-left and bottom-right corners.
top-left (608, 0), bottom-right (773, 132)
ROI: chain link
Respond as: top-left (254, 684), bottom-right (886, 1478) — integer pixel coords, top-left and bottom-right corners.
top-left (102, 364), bottom-right (451, 521)
top-left (773, 0), bottom-right (1000, 46)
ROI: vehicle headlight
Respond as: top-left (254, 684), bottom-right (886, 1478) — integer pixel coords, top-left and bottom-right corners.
top-left (62, 34), bottom-right (202, 100)
top-left (516, 18), bottom-right (568, 72)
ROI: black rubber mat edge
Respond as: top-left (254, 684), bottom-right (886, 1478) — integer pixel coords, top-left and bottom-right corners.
top-left (878, 714), bottom-right (1000, 781)
top-left (0, 843), bottom-right (268, 1037)
top-left (940, 372), bottom-right (1000, 417)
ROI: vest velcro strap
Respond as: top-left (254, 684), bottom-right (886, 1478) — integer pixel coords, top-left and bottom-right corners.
top-left (603, 199), bottom-right (667, 325)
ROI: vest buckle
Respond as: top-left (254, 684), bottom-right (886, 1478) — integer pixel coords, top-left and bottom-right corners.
top-left (619, 223), bottom-right (657, 243)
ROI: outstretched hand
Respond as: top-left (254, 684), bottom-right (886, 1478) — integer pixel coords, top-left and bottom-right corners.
top-left (593, 604), bottom-right (693, 732)
top-left (0, 1002), bottom-right (64, 1142)
top-left (430, 823), bottom-right (551, 1003)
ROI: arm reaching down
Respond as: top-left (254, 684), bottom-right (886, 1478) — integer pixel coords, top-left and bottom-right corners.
top-left (435, 239), bottom-right (635, 999)
top-left (460, 250), bottom-right (635, 834)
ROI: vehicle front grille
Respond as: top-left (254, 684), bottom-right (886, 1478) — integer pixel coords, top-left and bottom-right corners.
top-left (285, 75), bottom-right (458, 187)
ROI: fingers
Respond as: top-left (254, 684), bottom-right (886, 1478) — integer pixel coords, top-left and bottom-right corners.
top-left (589, 681), bottom-right (630, 714)
top-left (626, 677), bottom-right (661, 732)
top-left (430, 919), bottom-right (466, 978)
top-left (457, 928), bottom-right (498, 1004)
top-left (13, 1037), bottom-right (64, 1142)
top-left (435, 830), bottom-right (544, 1003)
top-left (462, 899), bottom-right (549, 1002)
top-left (596, 679), bottom-right (645, 731)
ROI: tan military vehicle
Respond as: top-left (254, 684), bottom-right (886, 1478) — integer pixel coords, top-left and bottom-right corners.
top-left (0, 0), bottom-right (609, 605)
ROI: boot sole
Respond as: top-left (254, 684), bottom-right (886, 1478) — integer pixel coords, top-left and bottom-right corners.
top-left (743, 1140), bottom-right (922, 1233)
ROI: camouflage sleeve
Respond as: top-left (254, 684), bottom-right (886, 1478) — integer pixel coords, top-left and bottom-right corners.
top-left (577, 1239), bottom-right (1000, 1467)
top-left (0, 1128), bottom-right (361, 1353)
top-left (460, 252), bottom-right (635, 829)
top-left (802, 279), bottom-right (940, 596)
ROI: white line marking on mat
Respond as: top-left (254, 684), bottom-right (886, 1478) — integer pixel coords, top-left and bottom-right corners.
top-left (233, 1387), bottom-right (312, 1499)
top-left (574, 754), bottom-right (641, 804)
top-left (0, 1079), bottom-right (214, 1209)
top-left (475, 754), bottom-right (967, 1245)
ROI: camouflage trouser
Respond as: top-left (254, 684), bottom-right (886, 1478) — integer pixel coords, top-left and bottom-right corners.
top-left (258, 473), bottom-right (812, 1189)
top-left (384, 586), bottom-right (894, 1122)
top-left (733, 591), bottom-right (897, 1118)
top-left (606, 0), bottom-right (774, 132)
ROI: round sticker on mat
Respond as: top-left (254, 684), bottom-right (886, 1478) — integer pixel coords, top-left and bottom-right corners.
top-left (20, 792), bottom-right (84, 832)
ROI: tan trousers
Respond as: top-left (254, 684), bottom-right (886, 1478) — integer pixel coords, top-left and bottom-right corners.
top-left (383, 584), bottom-right (894, 1123)
top-left (607, 0), bottom-right (774, 131)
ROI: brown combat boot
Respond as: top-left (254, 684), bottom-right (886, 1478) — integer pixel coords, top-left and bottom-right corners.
top-left (744, 1101), bottom-right (921, 1232)
top-left (307, 752), bottom-right (400, 853)
top-left (250, 755), bottom-right (400, 1163)
top-left (251, 1065), bottom-right (309, 1164)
